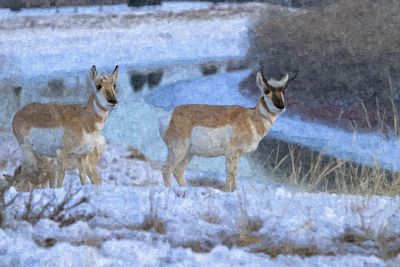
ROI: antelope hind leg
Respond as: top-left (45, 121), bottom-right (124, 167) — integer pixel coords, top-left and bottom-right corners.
top-left (173, 154), bottom-right (193, 186)
top-left (162, 144), bottom-right (189, 187)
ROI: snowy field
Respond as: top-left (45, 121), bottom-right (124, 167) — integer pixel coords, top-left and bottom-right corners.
top-left (1, 130), bottom-right (400, 266)
top-left (0, 2), bottom-right (215, 19)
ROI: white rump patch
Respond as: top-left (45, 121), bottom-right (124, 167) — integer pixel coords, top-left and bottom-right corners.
top-left (190, 126), bottom-right (233, 157)
top-left (29, 128), bottom-right (64, 157)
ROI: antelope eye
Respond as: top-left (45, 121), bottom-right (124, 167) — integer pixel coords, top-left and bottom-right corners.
top-left (264, 89), bottom-right (270, 95)
top-left (96, 84), bottom-right (102, 91)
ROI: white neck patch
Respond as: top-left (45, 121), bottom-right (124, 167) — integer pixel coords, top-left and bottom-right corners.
top-left (96, 91), bottom-right (109, 108)
top-left (94, 93), bottom-right (109, 116)
top-left (263, 96), bottom-right (285, 115)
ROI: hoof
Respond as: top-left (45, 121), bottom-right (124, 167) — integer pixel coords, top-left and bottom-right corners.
top-left (177, 179), bottom-right (187, 187)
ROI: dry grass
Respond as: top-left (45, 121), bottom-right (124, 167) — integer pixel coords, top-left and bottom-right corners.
top-left (1, 183), bottom-right (93, 227)
top-left (256, 139), bottom-right (400, 196)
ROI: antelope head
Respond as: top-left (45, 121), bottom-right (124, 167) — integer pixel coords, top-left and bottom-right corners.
top-left (256, 65), bottom-right (298, 114)
top-left (90, 65), bottom-right (119, 109)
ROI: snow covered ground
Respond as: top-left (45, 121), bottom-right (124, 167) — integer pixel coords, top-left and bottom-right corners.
top-left (0, 2), bottom-right (215, 19)
top-left (0, 2), bottom-right (253, 80)
top-left (1, 130), bottom-right (400, 266)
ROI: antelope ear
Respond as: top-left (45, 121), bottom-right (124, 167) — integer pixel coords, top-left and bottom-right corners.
top-left (3, 174), bottom-right (12, 183)
top-left (112, 65), bottom-right (119, 81)
top-left (90, 65), bottom-right (97, 81)
top-left (256, 72), bottom-right (268, 93)
top-left (281, 73), bottom-right (289, 85)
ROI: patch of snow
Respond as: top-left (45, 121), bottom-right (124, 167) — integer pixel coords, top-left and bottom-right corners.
top-left (271, 116), bottom-right (400, 171)
top-left (145, 70), bottom-right (253, 111)
top-left (102, 239), bottom-right (170, 266)
top-left (0, 2), bottom-right (261, 20)
top-left (0, 5), bottom-right (249, 79)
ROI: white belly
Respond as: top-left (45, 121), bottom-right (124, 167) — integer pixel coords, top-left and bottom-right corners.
top-left (190, 126), bottom-right (233, 157)
top-left (74, 131), bottom-right (106, 156)
top-left (29, 128), bottom-right (64, 157)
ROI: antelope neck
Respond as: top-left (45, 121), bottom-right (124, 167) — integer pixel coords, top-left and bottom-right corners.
top-left (87, 93), bottom-right (108, 120)
top-left (256, 96), bottom-right (277, 120)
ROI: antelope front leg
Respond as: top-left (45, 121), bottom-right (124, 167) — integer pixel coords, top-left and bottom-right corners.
top-left (87, 165), bottom-right (102, 185)
top-left (55, 150), bottom-right (67, 188)
top-left (86, 150), bottom-right (102, 185)
top-left (162, 166), bottom-right (172, 187)
top-left (225, 154), bottom-right (239, 192)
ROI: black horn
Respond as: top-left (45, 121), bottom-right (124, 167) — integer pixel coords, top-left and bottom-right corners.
top-left (259, 61), bottom-right (273, 88)
top-left (287, 69), bottom-right (299, 84)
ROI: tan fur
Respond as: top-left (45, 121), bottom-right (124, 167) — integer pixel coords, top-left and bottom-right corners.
top-left (5, 151), bottom-right (101, 191)
top-left (162, 70), bottom-right (294, 192)
top-left (4, 155), bottom-right (56, 192)
top-left (11, 65), bottom-right (118, 189)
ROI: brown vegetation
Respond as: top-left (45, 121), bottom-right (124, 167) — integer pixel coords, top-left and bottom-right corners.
top-left (251, 137), bottom-right (400, 196)
top-left (245, 0), bottom-right (400, 131)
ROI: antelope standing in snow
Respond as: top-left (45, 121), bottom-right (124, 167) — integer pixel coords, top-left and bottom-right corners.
top-left (161, 67), bottom-right (297, 192)
top-left (12, 65), bottom-right (119, 188)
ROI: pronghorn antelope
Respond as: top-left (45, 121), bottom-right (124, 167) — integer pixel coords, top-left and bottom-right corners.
top-left (161, 67), bottom-right (298, 192)
top-left (4, 148), bottom-right (102, 191)
top-left (12, 65), bottom-right (119, 188)
top-left (4, 154), bottom-right (56, 192)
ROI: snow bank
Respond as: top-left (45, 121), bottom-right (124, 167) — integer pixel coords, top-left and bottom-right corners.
top-left (1, 132), bottom-right (400, 265)
top-left (0, 3), bottom-right (250, 79)
top-left (1, 178), bottom-right (398, 265)
top-left (0, 2), bottom-right (214, 19)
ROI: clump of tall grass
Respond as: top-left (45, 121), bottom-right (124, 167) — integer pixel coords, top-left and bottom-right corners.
top-left (262, 141), bottom-right (400, 196)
